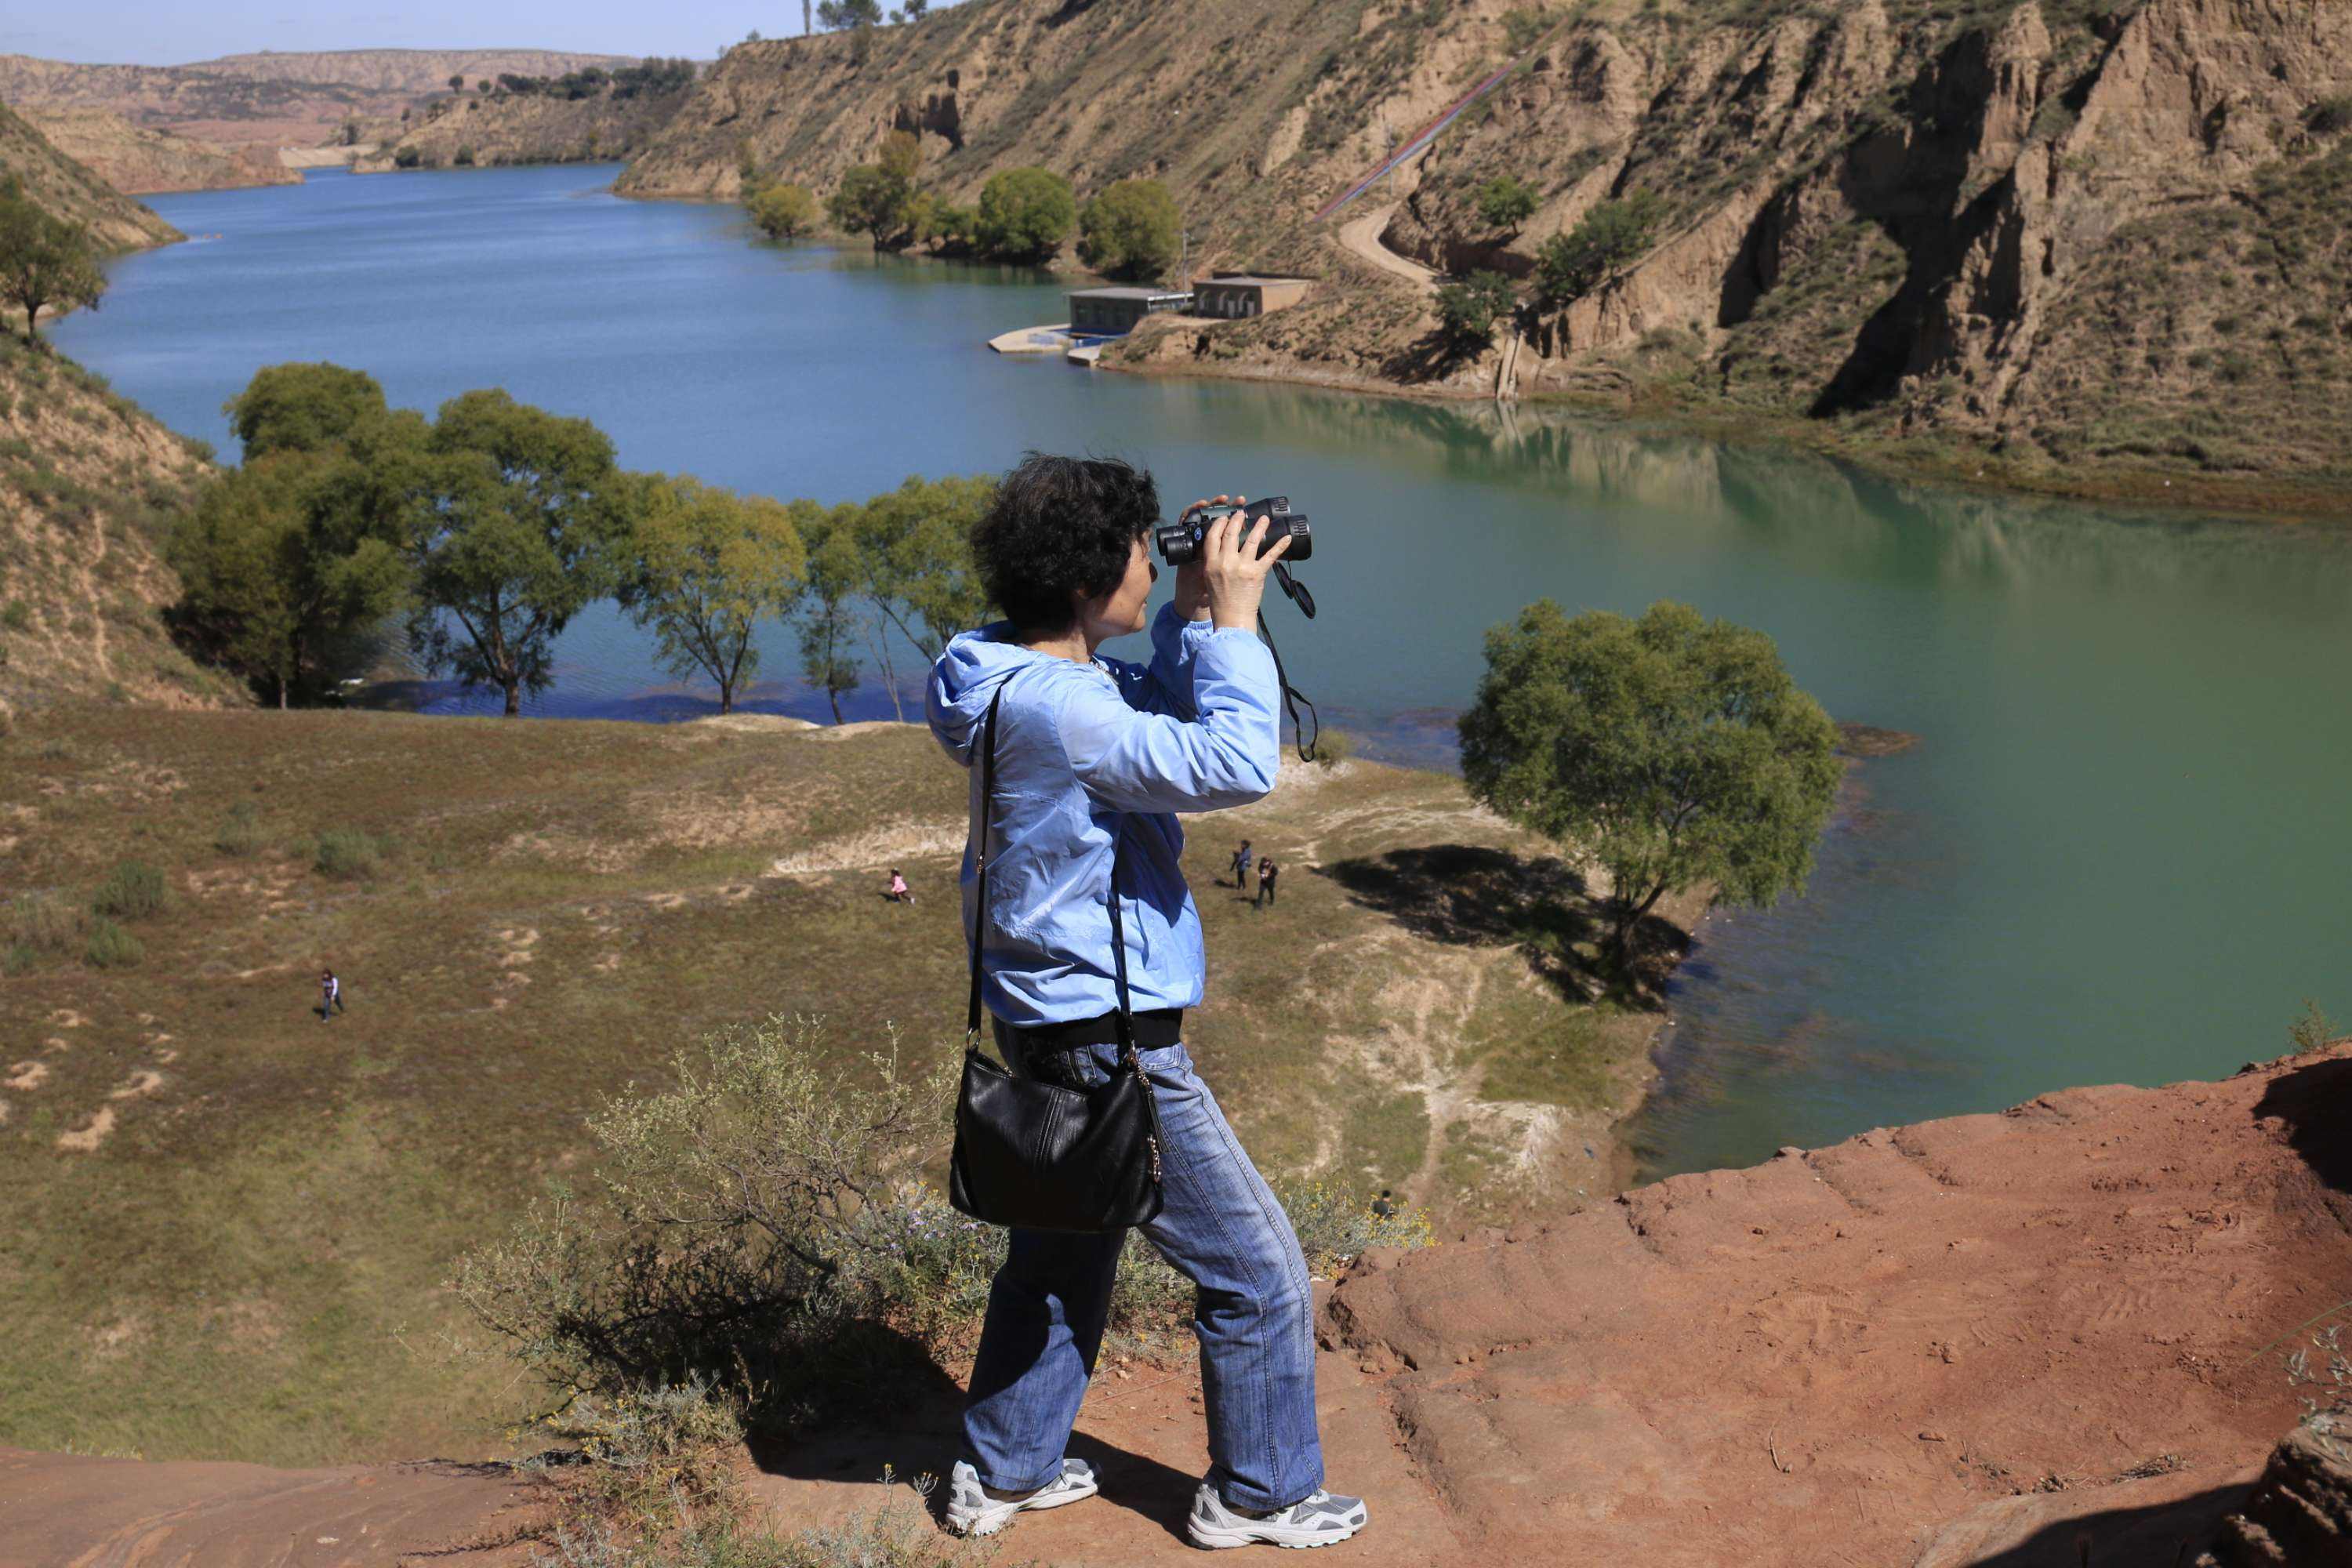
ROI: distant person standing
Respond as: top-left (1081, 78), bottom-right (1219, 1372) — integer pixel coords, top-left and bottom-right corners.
top-left (1256, 857), bottom-right (1278, 909)
top-left (320, 968), bottom-right (344, 1022)
top-left (887, 868), bottom-right (914, 905)
top-left (1230, 839), bottom-right (1253, 889)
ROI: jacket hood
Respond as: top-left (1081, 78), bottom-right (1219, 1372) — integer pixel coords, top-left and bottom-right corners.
top-left (927, 622), bottom-right (1051, 766)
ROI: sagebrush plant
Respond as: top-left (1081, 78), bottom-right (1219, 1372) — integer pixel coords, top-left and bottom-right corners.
top-left (214, 801), bottom-right (267, 856)
top-left (2287, 1321), bottom-right (2350, 1457)
top-left (84, 916), bottom-right (143, 970)
top-left (314, 826), bottom-right (391, 880)
top-left (2287, 998), bottom-right (2338, 1054)
top-left (8, 891), bottom-right (83, 955)
top-left (91, 859), bottom-right (167, 920)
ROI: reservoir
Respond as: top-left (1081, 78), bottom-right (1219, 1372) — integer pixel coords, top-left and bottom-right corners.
top-left (56, 164), bottom-right (2352, 1179)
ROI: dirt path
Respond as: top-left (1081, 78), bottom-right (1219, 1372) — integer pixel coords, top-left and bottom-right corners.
top-left (1337, 205), bottom-right (1438, 295)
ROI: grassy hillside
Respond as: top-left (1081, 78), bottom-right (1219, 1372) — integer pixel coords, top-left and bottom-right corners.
top-left (619, 0), bottom-right (2352, 512)
top-left (0, 339), bottom-right (243, 720)
top-left (0, 702), bottom-right (1671, 1464)
top-left (0, 97), bottom-right (180, 250)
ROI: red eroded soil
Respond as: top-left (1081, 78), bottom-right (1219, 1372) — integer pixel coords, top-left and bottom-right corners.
top-left (6, 1045), bottom-right (2347, 1568)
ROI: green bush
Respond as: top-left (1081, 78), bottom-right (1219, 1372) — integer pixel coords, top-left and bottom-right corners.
top-left (8, 891), bottom-right (82, 954)
top-left (1475, 174), bottom-right (1538, 232)
top-left (91, 860), bottom-right (166, 921)
top-left (214, 801), bottom-right (267, 856)
top-left (2288, 998), bottom-right (2339, 1053)
top-left (1534, 191), bottom-right (1664, 307)
top-left (2312, 95), bottom-right (2352, 136)
top-left (1436, 270), bottom-right (1517, 350)
top-left (1076, 178), bottom-right (1181, 281)
top-left (0, 600), bottom-right (29, 631)
top-left (975, 166), bottom-right (1075, 263)
top-left (1306, 727), bottom-right (1356, 769)
top-left (393, 146), bottom-right (423, 169)
top-left (314, 827), bottom-right (389, 879)
top-left (746, 182), bottom-right (819, 240)
top-left (84, 917), bottom-right (143, 970)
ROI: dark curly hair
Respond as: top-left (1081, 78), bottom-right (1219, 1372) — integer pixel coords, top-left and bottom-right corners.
top-left (973, 452), bottom-right (1159, 636)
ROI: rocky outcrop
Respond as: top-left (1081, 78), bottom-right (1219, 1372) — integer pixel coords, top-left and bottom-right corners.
top-left (2198, 1418), bottom-right (2352, 1567)
top-left (22, 106), bottom-right (297, 194)
top-left (355, 80), bottom-right (691, 173)
top-left (0, 98), bottom-right (180, 251)
top-left (7, 1045), bottom-right (2346, 1565)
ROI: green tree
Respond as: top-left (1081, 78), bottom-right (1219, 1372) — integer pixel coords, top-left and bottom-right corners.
top-left (855, 474), bottom-right (994, 661)
top-left (621, 475), bottom-right (806, 713)
top-left (448, 72), bottom-right (466, 92)
top-left (746, 182), bottom-right (819, 240)
top-left (1458, 600), bottom-right (1840, 961)
top-left (402, 390), bottom-right (629, 716)
top-left (793, 502), bottom-right (866, 723)
top-left (1076, 178), bottom-right (1181, 281)
top-left (1434, 270), bottom-right (1515, 352)
top-left (975, 167), bottom-right (1075, 263)
top-left (1475, 173), bottom-right (1538, 234)
top-left (0, 182), bottom-right (105, 346)
top-left (826, 132), bottom-right (924, 249)
top-left (223, 361), bottom-right (390, 459)
top-left (816, 0), bottom-right (884, 28)
top-left (1534, 191), bottom-right (1665, 307)
top-left (166, 452), bottom-right (409, 707)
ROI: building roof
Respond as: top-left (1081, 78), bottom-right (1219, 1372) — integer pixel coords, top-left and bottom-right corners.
top-left (1068, 286), bottom-right (1194, 301)
top-left (1200, 274), bottom-right (1312, 287)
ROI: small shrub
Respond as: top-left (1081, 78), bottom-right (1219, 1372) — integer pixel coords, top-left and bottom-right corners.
top-left (2288, 998), bottom-right (2338, 1054)
top-left (1305, 728), bottom-right (1355, 769)
top-left (1277, 1177), bottom-right (1435, 1269)
top-left (2309, 95), bottom-right (2352, 136)
top-left (84, 917), bottom-right (143, 970)
top-left (454, 144), bottom-right (477, 167)
top-left (214, 802), bottom-right (267, 856)
top-left (1502, 6), bottom-right (1551, 53)
top-left (1474, 174), bottom-right (1538, 233)
top-left (1435, 270), bottom-right (1517, 351)
top-left (8, 891), bottom-right (83, 954)
top-left (0, 600), bottom-right (29, 632)
top-left (314, 827), bottom-right (389, 879)
top-left (91, 860), bottom-right (166, 921)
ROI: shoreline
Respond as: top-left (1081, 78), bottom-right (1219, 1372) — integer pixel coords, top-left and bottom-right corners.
top-left (1097, 346), bottom-right (2352, 528)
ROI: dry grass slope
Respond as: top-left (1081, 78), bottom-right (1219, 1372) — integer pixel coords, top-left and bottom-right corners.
top-left (0, 98), bottom-right (180, 251)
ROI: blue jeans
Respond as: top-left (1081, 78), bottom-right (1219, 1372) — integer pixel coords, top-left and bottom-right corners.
top-left (960, 1041), bottom-right (1323, 1512)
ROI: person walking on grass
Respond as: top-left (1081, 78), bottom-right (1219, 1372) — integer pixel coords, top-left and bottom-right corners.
top-left (1256, 856), bottom-right (1279, 909)
top-left (887, 868), bottom-right (914, 904)
top-left (1230, 839), bottom-right (1253, 889)
top-left (928, 455), bottom-right (1368, 1551)
top-left (320, 968), bottom-right (344, 1021)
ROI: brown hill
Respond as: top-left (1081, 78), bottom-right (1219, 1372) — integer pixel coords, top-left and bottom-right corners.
top-left (355, 74), bottom-right (695, 173)
top-left (0, 340), bottom-right (246, 720)
top-left (0, 49), bottom-right (635, 158)
top-left (4, 1043), bottom-right (2345, 1565)
top-left (22, 106), bottom-right (297, 195)
top-left (615, 0), bottom-right (2352, 510)
top-left (0, 97), bottom-right (180, 250)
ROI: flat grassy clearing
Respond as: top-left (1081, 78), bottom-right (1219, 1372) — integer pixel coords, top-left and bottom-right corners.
top-left (0, 703), bottom-right (1671, 1465)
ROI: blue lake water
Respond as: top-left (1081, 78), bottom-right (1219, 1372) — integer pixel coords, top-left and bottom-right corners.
top-left (55, 164), bottom-right (2352, 1178)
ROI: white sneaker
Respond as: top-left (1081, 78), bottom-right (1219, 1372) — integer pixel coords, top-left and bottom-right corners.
top-left (942, 1457), bottom-right (1098, 1537)
top-left (1187, 1480), bottom-right (1369, 1549)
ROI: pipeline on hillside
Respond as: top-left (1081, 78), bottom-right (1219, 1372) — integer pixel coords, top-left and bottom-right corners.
top-left (1310, 20), bottom-right (1570, 226)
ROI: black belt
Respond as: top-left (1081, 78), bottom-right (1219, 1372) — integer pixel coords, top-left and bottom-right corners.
top-left (994, 1007), bottom-right (1184, 1056)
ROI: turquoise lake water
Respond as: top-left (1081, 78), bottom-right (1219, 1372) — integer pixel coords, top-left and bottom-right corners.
top-left (53, 164), bottom-right (2352, 1178)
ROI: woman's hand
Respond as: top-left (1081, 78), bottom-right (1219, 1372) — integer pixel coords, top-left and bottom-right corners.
top-left (1172, 495), bottom-right (1231, 622)
top-left (1203, 499), bottom-right (1293, 633)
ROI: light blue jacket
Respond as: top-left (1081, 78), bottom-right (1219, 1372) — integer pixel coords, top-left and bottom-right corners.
top-left (927, 601), bottom-right (1283, 1026)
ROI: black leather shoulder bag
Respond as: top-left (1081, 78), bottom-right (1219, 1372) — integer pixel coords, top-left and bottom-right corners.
top-left (948, 684), bottom-right (1167, 1233)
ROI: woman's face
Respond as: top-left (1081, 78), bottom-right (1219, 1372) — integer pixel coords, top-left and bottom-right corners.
top-left (1080, 534), bottom-right (1157, 644)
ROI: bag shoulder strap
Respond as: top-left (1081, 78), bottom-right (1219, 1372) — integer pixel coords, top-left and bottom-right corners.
top-left (964, 679), bottom-right (1137, 1046)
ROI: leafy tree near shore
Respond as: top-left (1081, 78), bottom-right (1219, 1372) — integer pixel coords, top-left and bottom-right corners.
top-left (827, 132), bottom-right (925, 249)
top-left (975, 168), bottom-right (1075, 263)
top-left (401, 390), bottom-right (630, 717)
top-left (619, 474), bottom-right (806, 713)
top-left (1435, 270), bottom-right (1516, 352)
top-left (746, 182), bottom-right (819, 240)
top-left (1534, 191), bottom-right (1666, 307)
top-left (1458, 599), bottom-right (1840, 963)
top-left (1076, 178), bottom-right (1181, 281)
top-left (854, 474), bottom-right (995, 662)
top-left (793, 502), bottom-right (866, 724)
top-left (165, 452), bottom-right (408, 708)
top-left (0, 180), bottom-right (105, 347)
top-left (223, 362), bottom-right (390, 459)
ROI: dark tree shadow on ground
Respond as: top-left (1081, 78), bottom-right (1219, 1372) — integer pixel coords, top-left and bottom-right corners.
top-left (742, 1331), bottom-right (1199, 1545)
top-left (2254, 1052), bottom-right (2352, 1195)
top-left (1316, 844), bottom-right (1687, 1005)
top-left (1380, 328), bottom-right (1486, 386)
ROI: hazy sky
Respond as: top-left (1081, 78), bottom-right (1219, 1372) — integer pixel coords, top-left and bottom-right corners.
top-left (1, 1), bottom-right (967, 66)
